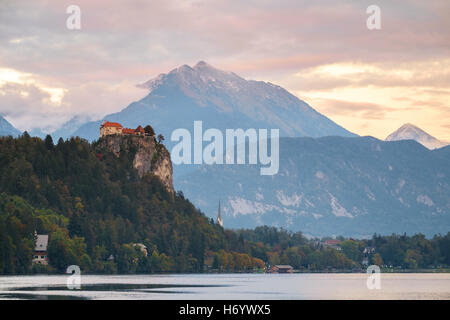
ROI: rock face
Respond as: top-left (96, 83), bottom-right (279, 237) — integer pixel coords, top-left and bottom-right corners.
top-left (97, 135), bottom-right (174, 193)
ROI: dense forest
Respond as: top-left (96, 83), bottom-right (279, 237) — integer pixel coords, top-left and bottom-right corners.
top-left (236, 227), bottom-right (450, 270)
top-left (0, 133), bottom-right (449, 274)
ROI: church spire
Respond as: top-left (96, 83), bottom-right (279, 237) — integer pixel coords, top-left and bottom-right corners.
top-left (216, 200), bottom-right (223, 227)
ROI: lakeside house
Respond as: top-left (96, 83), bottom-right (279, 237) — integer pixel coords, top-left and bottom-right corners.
top-left (268, 265), bottom-right (294, 273)
top-left (322, 239), bottom-right (342, 251)
top-left (32, 234), bottom-right (49, 265)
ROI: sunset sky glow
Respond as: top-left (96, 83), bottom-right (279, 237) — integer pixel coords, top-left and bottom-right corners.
top-left (0, 0), bottom-right (449, 140)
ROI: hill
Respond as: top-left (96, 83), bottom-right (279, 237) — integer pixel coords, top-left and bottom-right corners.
top-left (0, 133), bottom-right (248, 273)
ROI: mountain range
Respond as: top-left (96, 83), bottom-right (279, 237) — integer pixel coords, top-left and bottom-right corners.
top-left (178, 136), bottom-right (450, 237)
top-left (51, 115), bottom-right (93, 141)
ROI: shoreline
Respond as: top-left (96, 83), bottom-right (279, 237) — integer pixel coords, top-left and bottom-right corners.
top-left (2, 269), bottom-right (450, 277)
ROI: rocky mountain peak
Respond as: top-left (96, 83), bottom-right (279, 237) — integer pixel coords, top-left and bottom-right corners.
top-left (385, 123), bottom-right (448, 149)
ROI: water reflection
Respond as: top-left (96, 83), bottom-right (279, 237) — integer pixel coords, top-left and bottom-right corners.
top-left (0, 274), bottom-right (449, 300)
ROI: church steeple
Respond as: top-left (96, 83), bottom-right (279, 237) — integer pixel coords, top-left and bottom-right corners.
top-left (216, 201), bottom-right (223, 227)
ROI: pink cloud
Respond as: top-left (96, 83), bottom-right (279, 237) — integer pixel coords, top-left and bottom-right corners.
top-left (0, 0), bottom-right (449, 136)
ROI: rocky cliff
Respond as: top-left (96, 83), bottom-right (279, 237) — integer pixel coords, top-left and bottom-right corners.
top-left (96, 135), bottom-right (174, 193)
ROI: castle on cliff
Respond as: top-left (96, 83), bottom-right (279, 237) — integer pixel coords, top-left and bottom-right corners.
top-left (100, 121), bottom-right (146, 138)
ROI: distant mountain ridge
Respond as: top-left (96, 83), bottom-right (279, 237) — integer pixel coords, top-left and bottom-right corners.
top-left (386, 123), bottom-right (449, 150)
top-left (51, 115), bottom-right (93, 141)
top-left (71, 61), bottom-right (356, 143)
top-left (178, 136), bottom-right (450, 237)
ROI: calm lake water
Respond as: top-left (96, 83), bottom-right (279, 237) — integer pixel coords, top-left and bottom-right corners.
top-left (0, 273), bottom-right (449, 300)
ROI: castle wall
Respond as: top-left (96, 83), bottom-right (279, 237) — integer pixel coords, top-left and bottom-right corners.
top-left (100, 126), bottom-right (122, 137)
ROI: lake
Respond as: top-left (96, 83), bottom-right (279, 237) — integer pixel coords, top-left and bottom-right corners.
top-left (0, 273), bottom-right (449, 300)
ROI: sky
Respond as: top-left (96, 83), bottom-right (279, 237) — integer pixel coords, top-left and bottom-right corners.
top-left (0, 0), bottom-right (449, 140)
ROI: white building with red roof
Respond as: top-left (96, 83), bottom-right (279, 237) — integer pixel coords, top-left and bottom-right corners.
top-left (100, 121), bottom-right (123, 137)
top-left (32, 234), bottom-right (49, 265)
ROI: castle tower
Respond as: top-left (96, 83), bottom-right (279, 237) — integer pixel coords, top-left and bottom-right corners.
top-left (100, 121), bottom-right (123, 137)
top-left (216, 201), bottom-right (223, 227)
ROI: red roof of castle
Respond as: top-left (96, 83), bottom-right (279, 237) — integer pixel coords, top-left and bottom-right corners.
top-left (122, 126), bottom-right (145, 135)
top-left (101, 121), bottom-right (122, 128)
top-left (122, 128), bottom-right (135, 134)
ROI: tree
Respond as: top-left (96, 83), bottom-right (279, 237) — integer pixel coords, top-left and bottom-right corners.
top-left (74, 197), bottom-right (84, 214)
top-left (341, 240), bottom-right (361, 262)
top-left (159, 253), bottom-right (173, 272)
top-left (144, 125), bottom-right (155, 136)
top-left (189, 229), bottom-right (205, 272)
top-left (405, 249), bottom-right (422, 269)
top-left (44, 135), bottom-right (54, 150)
top-left (212, 254), bottom-right (220, 270)
top-left (157, 134), bottom-right (165, 144)
top-left (68, 213), bottom-right (83, 237)
top-left (266, 251), bottom-right (280, 266)
top-left (373, 253), bottom-right (383, 266)
top-left (252, 257), bottom-right (265, 270)
top-left (47, 230), bottom-right (77, 272)
top-left (116, 244), bottom-right (138, 274)
top-left (281, 247), bottom-right (303, 269)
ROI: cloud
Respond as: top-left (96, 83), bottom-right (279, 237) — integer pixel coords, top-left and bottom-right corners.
top-left (0, 81), bottom-right (65, 131)
top-left (310, 99), bottom-right (398, 120)
top-left (0, 0), bottom-right (449, 139)
top-left (61, 80), bottom-right (146, 119)
top-left (2, 0), bottom-right (449, 79)
top-left (0, 68), bottom-right (146, 131)
top-left (302, 93), bottom-right (449, 141)
top-left (287, 60), bottom-right (450, 92)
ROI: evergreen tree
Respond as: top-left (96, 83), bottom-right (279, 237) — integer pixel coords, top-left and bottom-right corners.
top-left (44, 135), bottom-right (54, 150)
top-left (144, 125), bottom-right (155, 136)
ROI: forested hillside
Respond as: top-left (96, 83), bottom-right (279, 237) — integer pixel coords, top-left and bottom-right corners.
top-left (0, 133), bottom-right (253, 273)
